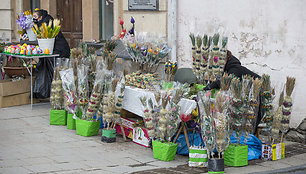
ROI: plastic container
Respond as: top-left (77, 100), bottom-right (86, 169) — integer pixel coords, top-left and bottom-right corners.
top-left (37, 38), bottom-right (55, 54)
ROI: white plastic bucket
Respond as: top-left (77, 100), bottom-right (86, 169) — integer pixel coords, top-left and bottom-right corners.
top-left (26, 27), bottom-right (37, 41)
top-left (37, 38), bottom-right (55, 54)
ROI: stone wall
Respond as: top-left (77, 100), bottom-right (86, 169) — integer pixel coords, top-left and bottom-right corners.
top-left (176, 0), bottom-right (306, 128)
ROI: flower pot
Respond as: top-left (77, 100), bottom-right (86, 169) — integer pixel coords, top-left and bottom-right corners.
top-left (50, 109), bottom-right (67, 125)
top-left (76, 119), bottom-right (100, 137)
top-left (3, 66), bottom-right (30, 77)
top-left (101, 129), bottom-right (116, 143)
top-left (152, 140), bottom-right (178, 161)
top-left (67, 113), bottom-right (76, 130)
top-left (224, 144), bottom-right (248, 166)
top-left (26, 27), bottom-right (37, 41)
top-left (37, 38), bottom-right (55, 54)
top-left (208, 158), bottom-right (224, 174)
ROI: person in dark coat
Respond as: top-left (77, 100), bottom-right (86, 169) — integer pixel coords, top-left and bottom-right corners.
top-left (32, 9), bottom-right (70, 99)
top-left (204, 50), bottom-right (262, 135)
top-left (33, 9), bottom-right (70, 58)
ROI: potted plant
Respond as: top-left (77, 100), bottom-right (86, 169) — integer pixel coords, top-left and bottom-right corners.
top-left (32, 19), bottom-right (61, 54)
top-left (17, 10), bottom-right (37, 41)
top-left (50, 58), bottom-right (67, 125)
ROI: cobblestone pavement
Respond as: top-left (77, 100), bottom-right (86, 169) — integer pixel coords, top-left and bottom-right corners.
top-left (0, 104), bottom-right (306, 174)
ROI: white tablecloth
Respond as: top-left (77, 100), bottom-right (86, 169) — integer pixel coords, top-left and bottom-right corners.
top-left (122, 86), bottom-right (197, 118)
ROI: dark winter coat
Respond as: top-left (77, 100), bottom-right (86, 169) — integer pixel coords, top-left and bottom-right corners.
top-left (37, 12), bottom-right (70, 58)
top-left (204, 56), bottom-right (260, 90)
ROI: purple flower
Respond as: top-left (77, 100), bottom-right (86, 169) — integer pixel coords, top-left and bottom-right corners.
top-left (129, 27), bottom-right (134, 35)
top-left (130, 16), bottom-right (135, 24)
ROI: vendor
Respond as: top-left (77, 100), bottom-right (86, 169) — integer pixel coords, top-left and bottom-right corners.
top-left (204, 50), bottom-right (262, 134)
top-left (33, 9), bottom-right (70, 58)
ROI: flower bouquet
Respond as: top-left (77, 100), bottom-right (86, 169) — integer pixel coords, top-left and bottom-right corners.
top-left (260, 74), bottom-right (275, 143)
top-left (32, 19), bottom-right (61, 54)
top-left (59, 63), bottom-right (78, 128)
top-left (271, 90), bottom-right (284, 143)
top-left (121, 17), bottom-right (171, 74)
top-left (201, 34), bottom-right (212, 85)
top-left (280, 77), bottom-right (296, 142)
top-left (198, 91), bottom-right (225, 173)
top-left (195, 35), bottom-right (202, 80)
top-left (241, 75), bottom-right (253, 144)
top-left (210, 33), bottom-right (220, 78)
top-left (50, 58), bottom-right (67, 125)
top-left (189, 33), bottom-right (197, 73)
top-left (17, 10), bottom-right (36, 41)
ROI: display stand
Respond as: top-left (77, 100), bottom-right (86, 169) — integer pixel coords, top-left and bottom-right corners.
top-left (1, 53), bottom-right (59, 109)
top-left (173, 122), bottom-right (190, 150)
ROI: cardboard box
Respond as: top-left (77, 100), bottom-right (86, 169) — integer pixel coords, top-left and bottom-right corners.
top-left (115, 117), bottom-right (135, 139)
top-left (133, 127), bottom-right (150, 148)
top-left (0, 77), bottom-right (32, 96)
top-left (0, 92), bottom-right (32, 108)
top-left (262, 142), bottom-right (285, 161)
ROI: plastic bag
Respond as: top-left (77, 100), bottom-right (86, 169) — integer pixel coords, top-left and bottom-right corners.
top-left (230, 134), bottom-right (262, 160)
top-left (77, 58), bottom-right (89, 119)
top-left (50, 58), bottom-right (64, 110)
top-left (33, 58), bottom-right (54, 98)
top-left (85, 59), bottom-right (105, 121)
top-left (59, 67), bottom-right (77, 118)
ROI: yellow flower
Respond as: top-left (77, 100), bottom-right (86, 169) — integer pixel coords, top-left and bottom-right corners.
top-left (35, 8), bottom-right (39, 11)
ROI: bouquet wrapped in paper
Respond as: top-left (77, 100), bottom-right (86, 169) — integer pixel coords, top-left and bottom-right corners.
top-left (214, 92), bottom-right (231, 158)
top-left (229, 77), bottom-right (244, 144)
top-left (59, 65), bottom-right (78, 118)
top-left (260, 74), bottom-right (275, 143)
top-left (84, 59), bottom-right (105, 121)
top-left (77, 59), bottom-right (89, 119)
top-left (50, 58), bottom-right (64, 110)
top-left (198, 91), bottom-right (215, 157)
top-left (241, 75), bottom-right (253, 143)
top-left (271, 90), bottom-right (284, 143)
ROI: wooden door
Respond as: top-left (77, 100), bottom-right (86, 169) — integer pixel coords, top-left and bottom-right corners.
top-left (56, 0), bottom-right (82, 48)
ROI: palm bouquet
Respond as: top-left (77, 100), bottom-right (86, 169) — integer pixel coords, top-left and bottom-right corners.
top-left (32, 19), bottom-right (61, 38)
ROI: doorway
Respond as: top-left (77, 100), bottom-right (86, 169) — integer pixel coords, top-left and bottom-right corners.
top-left (56, 0), bottom-right (83, 48)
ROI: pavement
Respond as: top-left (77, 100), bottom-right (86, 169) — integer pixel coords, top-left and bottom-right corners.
top-left (0, 103), bottom-right (305, 174)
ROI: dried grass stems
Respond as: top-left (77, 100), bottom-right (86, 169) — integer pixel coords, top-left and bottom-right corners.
top-left (154, 92), bottom-right (161, 104)
top-left (196, 36), bottom-right (202, 49)
top-left (161, 94), bottom-right (169, 109)
top-left (140, 96), bottom-right (147, 107)
top-left (111, 78), bottom-right (119, 93)
top-left (203, 100), bottom-right (212, 117)
top-left (215, 93), bottom-right (225, 113)
top-left (285, 77), bottom-right (296, 97)
top-left (252, 78), bottom-right (263, 99)
top-left (189, 33), bottom-right (196, 47)
top-left (221, 73), bottom-right (233, 91)
top-left (231, 77), bottom-right (243, 99)
top-left (279, 90), bottom-right (284, 107)
top-left (242, 75), bottom-right (253, 97)
top-left (70, 48), bottom-right (84, 60)
top-left (262, 74), bottom-right (271, 91)
top-left (172, 89), bottom-right (183, 105)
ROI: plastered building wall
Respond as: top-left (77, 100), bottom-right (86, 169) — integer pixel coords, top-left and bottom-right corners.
top-left (177, 0), bottom-right (306, 128)
top-left (119, 0), bottom-right (168, 37)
